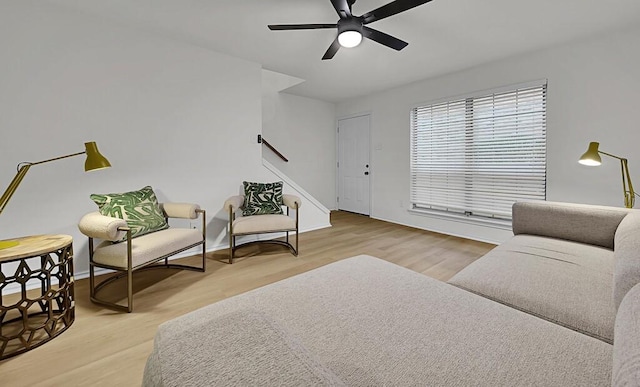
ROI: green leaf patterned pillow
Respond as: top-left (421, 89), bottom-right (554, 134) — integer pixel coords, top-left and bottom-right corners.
top-left (242, 181), bottom-right (284, 216)
top-left (90, 186), bottom-right (169, 241)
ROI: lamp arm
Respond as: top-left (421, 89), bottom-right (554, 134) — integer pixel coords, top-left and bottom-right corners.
top-left (25, 151), bottom-right (85, 168)
top-left (0, 150), bottom-right (86, 216)
top-left (598, 149), bottom-right (635, 208)
top-left (621, 158), bottom-right (635, 208)
top-left (599, 150), bottom-right (625, 160)
top-left (0, 164), bottom-right (32, 216)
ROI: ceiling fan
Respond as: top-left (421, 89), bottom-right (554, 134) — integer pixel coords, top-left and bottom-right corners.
top-left (268, 0), bottom-right (433, 60)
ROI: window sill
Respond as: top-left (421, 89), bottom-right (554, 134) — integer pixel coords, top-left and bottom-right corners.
top-left (407, 208), bottom-right (512, 231)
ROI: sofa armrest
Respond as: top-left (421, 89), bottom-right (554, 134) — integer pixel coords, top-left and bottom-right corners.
top-left (224, 195), bottom-right (244, 212)
top-left (78, 212), bottom-right (128, 242)
top-left (613, 211), bottom-right (640, 309)
top-left (283, 194), bottom-right (301, 209)
top-left (512, 201), bottom-right (630, 249)
top-left (160, 202), bottom-right (201, 219)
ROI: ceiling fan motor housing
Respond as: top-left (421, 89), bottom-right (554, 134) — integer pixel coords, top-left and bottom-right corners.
top-left (338, 17), bottom-right (364, 35)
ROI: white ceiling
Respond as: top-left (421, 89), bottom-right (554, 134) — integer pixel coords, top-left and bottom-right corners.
top-left (46, 0), bottom-right (640, 102)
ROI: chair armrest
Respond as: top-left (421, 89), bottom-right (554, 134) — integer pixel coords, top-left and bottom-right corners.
top-left (160, 202), bottom-right (202, 219)
top-left (224, 195), bottom-right (244, 211)
top-left (283, 194), bottom-right (301, 209)
top-left (78, 212), bottom-right (127, 242)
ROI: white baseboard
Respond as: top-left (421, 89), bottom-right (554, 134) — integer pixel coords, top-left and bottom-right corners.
top-left (2, 223), bottom-right (332, 295)
top-left (370, 214), bottom-right (504, 246)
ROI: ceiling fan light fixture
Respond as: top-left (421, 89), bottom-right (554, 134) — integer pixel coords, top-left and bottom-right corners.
top-left (338, 30), bottom-right (362, 48)
top-left (267, 0), bottom-right (433, 59)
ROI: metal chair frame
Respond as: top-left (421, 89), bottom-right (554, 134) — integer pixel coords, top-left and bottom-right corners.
top-left (88, 209), bottom-right (206, 313)
top-left (228, 205), bottom-right (298, 264)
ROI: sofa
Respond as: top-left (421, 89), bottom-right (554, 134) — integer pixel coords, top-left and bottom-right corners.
top-left (142, 201), bottom-right (640, 386)
top-left (449, 200), bottom-right (639, 343)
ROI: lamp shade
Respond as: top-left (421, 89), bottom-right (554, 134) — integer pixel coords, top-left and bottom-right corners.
top-left (579, 142), bottom-right (602, 166)
top-left (84, 142), bottom-right (111, 171)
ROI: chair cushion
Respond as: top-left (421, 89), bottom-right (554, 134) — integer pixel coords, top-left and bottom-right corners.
top-left (448, 234), bottom-right (616, 342)
top-left (242, 181), bottom-right (284, 216)
top-left (232, 214), bottom-right (296, 235)
top-left (90, 186), bottom-right (168, 240)
top-left (93, 228), bottom-right (202, 269)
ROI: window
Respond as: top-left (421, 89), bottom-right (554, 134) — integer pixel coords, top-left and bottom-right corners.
top-left (410, 81), bottom-right (547, 221)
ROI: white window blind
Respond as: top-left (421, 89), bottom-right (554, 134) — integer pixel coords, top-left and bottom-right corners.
top-left (410, 82), bottom-right (547, 220)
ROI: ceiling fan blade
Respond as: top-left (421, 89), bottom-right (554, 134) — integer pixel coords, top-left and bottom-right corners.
top-left (361, 0), bottom-right (433, 24)
top-left (322, 38), bottom-right (341, 60)
top-left (362, 26), bottom-right (408, 51)
top-left (268, 24), bottom-right (337, 30)
top-left (330, 0), bottom-right (352, 18)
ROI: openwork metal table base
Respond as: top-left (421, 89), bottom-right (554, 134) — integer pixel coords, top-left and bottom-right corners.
top-left (0, 235), bottom-right (75, 360)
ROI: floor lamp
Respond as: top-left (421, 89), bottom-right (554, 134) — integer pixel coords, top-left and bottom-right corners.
top-left (579, 141), bottom-right (639, 208)
top-left (0, 141), bottom-right (111, 249)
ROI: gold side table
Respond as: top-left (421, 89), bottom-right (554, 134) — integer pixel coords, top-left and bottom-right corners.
top-left (0, 235), bottom-right (75, 360)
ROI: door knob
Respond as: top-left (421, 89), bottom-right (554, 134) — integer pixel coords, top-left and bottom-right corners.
top-left (364, 172), bottom-right (369, 175)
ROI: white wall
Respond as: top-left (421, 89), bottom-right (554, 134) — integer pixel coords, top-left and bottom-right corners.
top-left (0, 1), bottom-right (330, 279)
top-left (337, 24), bottom-right (640, 244)
top-left (262, 70), bottom-right (337, 209)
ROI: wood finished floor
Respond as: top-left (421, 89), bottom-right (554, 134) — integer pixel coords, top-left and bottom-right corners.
top-left (0, 211), bottom-right (495, 387)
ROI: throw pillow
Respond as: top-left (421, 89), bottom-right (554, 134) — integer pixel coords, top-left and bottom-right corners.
top-left (242, 181), bottom-right (284, 216)
top-left (90, 186), bottom-right (169, 240)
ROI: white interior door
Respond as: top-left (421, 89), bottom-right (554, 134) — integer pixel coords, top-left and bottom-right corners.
top-left (338, 115), bottom-right (370, 215)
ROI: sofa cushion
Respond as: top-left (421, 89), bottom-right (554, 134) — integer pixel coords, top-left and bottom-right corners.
top-left (512, 200), bottom-right (629, 249)
top-left (90, 186), bottom-right (169, 240)
top-left (144, 255), bottom-right (612, 386)
top-left (448, 234), bottom-right (616, 342)
top-left (143, 308), bottom-right (345, 387)
top-left (613, 211), bottom-right (640, 310)
top-left (93, 228), bottom-right (202, 269)
top-left (242, 181), bottom-right (284, 216)
top-left (613, 282), bottom-right (640, 386)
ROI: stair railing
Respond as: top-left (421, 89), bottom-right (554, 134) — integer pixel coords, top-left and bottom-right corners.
top-left (257, 135), bottom-right (288, 162)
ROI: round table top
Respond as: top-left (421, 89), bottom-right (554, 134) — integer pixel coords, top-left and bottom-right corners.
top-left (0, 234), bottom-right (73, 262)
